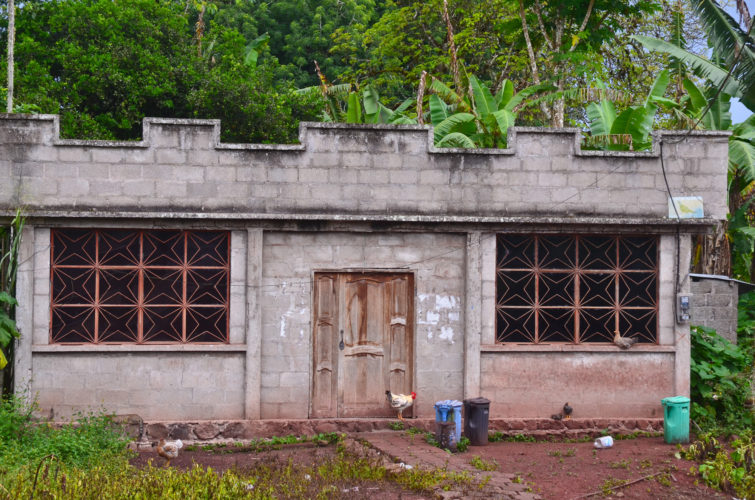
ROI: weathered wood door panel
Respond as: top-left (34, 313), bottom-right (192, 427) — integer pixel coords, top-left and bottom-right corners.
top-left (312, 273), bottom-right (413, 418)
top-left (311, 274), bottom-right (338, 418)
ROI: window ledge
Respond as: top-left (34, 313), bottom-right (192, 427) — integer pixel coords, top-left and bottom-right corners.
top-left (481, 344), bottom-right (676, 353)
top-left (32, 344), bottom-right (247, 353)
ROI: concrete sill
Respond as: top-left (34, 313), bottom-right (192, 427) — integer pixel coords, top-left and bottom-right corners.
top-left (481, 344), bottom-right (676, 353)
top-left (32, 344), bottom-right (247, 353)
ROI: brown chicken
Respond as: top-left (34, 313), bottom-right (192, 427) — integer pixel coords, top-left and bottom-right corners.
top-left (386, 390), bottom-right (416, 420)
top-left (613, 330), bottom-right (638, 349)
top-left (156, 438), bottom-right (183, 467)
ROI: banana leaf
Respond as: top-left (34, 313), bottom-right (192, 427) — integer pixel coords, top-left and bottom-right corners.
top-left (436, 132), bottom-right (475, 148)
top-left (433, 113), bottom-right (476, 145)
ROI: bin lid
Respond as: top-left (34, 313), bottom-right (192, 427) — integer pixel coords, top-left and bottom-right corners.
top-left (661, 396), bottom-right (690, 405)
top-left (465, 397), bottom-right (490, 405)
top-left (434, 399), bottom-right (463, 408)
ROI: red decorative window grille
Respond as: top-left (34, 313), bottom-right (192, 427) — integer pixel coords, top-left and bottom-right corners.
top-left (51, 229), bottom-right (230, 344)
top-left (496, 234), bottom-right (658, 344)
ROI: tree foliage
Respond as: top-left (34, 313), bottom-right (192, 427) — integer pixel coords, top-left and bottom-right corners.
top-left (211, 0), bottom-right (383, 89)
top-left (0, 0), bottom-right (322, 142)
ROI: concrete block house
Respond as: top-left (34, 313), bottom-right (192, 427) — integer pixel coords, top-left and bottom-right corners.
top-left (0, 114), bottom-right (729, 436)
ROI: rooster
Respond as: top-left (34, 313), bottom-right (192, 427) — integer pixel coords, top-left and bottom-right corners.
top-left (155, 438), bottom-right (183, 467)
top-left (613, 330), bottom-right (638, 349)
top-left (386, 390), bottom-right (416, 420)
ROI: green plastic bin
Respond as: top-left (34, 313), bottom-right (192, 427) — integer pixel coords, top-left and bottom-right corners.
top-left (661, 396), bottom-right (690, 444)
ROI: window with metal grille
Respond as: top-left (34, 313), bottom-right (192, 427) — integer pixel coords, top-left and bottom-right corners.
top-left (496, 234), bottom-right (658, 344)
top-left (51, 229), bottom-right (229, 344)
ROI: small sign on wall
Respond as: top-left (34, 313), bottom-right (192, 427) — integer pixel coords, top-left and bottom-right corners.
top-left (669, 196), bottom-right (704, 219)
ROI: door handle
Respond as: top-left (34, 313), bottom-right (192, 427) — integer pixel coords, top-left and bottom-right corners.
top-left (339, 329), bottom-right (345, 351)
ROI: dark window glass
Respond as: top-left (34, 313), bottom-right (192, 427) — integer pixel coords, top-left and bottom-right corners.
top-left (51, 229), bottom-right (229, 344)
top-left (496, 234), bottom-right (657, 344)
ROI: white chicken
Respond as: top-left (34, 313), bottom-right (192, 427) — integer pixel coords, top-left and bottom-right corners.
top-left (156, 438), bottom-right (183, 467)
top-left (386, 390), bottom-right (416, 420)
top-left (613, 330), bottom-right (638, 349)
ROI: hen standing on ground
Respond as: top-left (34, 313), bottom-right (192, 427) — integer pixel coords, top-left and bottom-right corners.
top-left (156, 438), bottom-right (183, 467)
top-left (386, 390), bottom-right (416, 420)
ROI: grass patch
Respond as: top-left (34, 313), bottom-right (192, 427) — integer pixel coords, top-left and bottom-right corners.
top-left (2, 446), bottom-right (474, 499)
top-left (205, 433), bottom-right (342, 454)
top-left (0, 395), bottom-right (131, 472)
top-left (488, 432), bottom-right (535, 443)
top-left (614, 431), bottom-right (663, 440)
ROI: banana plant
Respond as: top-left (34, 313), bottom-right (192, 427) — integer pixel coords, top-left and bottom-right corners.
top-left (0, 210), bottom-right (23, 380)
top-left (585, 71), bottom-right (670, 151)
top-left (297, 83), bottom-right (415, 125)
top-left (632, 0), bottom-right (755, 112)
top-left (243, 33), bottom-right (270, 70)
top-left (653, 77), bottom-right (755, 184)
top-left (429, 75), bottom-right (542, 148)
top-left (361, 86), bottom-right (416, 125)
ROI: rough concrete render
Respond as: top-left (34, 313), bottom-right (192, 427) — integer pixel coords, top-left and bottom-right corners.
top-left (0, 114), bottom-right (729, 423)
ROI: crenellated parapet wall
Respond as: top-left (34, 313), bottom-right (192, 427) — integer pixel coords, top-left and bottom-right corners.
top-left (0, 114), bottom-right (730, 222)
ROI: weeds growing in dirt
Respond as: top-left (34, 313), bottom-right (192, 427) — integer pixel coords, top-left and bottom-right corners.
top-left (610, 459), bottom-right (631, 469)
top-left (470, 455), bottom-right (498, 471)
top-left (614, 431), bottom-right (663, 440)
top-left (684, 431), bottom-right (755, 498)
top-left (2, 435), bottom-right (476, 499)
top-left (488, 432), bottom-right (535, 443)
top-left (600, 477), bottom-right (628, 496)
top-left (455, 437), bottom-right (470, 452)
top-left (548, 448), bottom-right (576, 458)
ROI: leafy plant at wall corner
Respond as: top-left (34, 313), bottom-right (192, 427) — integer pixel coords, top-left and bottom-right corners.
top-left (427, 74), bottom-right (544, 148)
top-left (583, 70), bottom-right (671, 151)
top-left (0, 210), bottom-right (24, 395)
top-left (689, 325), bottom-right (753, 432)
top-left (0, 89), bottom-right (41, 115)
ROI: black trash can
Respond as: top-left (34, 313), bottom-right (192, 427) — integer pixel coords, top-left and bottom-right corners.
top-left (463, 397), bottom-right (490, 446)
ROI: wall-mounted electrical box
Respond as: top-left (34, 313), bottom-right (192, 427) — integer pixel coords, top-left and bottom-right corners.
top-left (677, 294), bottom-right (691, 323)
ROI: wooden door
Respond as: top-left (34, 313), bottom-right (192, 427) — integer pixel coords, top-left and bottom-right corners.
top-left (311, 273), bottom-right (413, 418)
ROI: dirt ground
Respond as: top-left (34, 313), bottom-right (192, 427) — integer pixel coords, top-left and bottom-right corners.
top-left (130, 435), bottom-right (727, 499)
top-left (479, 436), bottom-right (726, 499)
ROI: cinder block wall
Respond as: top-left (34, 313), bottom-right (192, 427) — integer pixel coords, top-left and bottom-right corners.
top-left (0, 115), bottom-right (730, 219)
top-left (2, 115), bottom-right (729, 421)
top-left (691, 278), bottom-right (739, 344)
